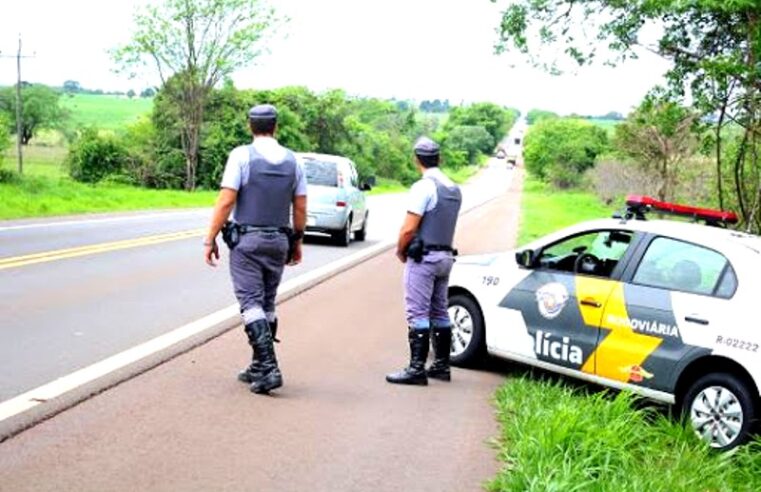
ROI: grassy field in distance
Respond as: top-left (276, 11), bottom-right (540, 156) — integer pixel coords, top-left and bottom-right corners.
top-left (60, 93), bottom-right (153, 129)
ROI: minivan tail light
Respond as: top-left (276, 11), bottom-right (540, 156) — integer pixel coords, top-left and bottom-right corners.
top-left (336, 201), bottom-right (347, 207)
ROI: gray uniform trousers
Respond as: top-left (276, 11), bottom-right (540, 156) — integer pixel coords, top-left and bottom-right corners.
top-left (229, 231), bottom-right (289, 324)
top-left (403, 251), bottom-right (455, 330)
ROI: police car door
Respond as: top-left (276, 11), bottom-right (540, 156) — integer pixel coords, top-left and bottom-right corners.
top-left (499, 229), bottom-right (636, 374)
top-left (595, 236), bottom-right (738, 393)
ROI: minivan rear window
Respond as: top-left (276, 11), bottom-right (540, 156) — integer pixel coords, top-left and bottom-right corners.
top-left (303, 160), bottom-right (338, 187)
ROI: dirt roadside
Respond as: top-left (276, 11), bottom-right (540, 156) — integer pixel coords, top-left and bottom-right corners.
top-left (0, 169), bottom-right (524, 492)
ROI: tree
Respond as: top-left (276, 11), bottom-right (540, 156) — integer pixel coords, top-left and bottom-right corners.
top-left (446, 125), bottom-right (494, 165)
top-left (523, 118), bottom-right (609, 188)
top-left (63, 80), bottom-right (81, 93)
top-left (0, 84), bottom-right (68, 145)
top-left (127, 89), bottom-right (136, 99)
top-left (526, 109), bottom-right (558, 125)
top-left (0, 114), bottom-right (10, 165)
top-left (614, 95), bottom-right (701, 201)
top-left (113, 0), bottom-right (284, 190)
top-left (140, 88), bottom-right (156, 98)
top-left (446, 102), bottom-right (515, 149)
top-left (495, 0), bottom-right (761, 229)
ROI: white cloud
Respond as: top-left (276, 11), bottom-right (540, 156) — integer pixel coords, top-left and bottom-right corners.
top-left (0, 0), bottom-right (672, 115)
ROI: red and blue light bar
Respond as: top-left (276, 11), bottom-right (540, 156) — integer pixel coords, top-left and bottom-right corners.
top-left (625, 195), bottom-right (738, 225)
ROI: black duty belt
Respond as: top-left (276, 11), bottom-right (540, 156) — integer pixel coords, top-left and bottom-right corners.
top-left (424, 244), bottom-right (458, 256)
top-left (238, 225), bottom-right (290, 235)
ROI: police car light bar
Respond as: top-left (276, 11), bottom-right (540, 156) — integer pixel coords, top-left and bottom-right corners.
top-left (624, 195), bottom-right (738, 225)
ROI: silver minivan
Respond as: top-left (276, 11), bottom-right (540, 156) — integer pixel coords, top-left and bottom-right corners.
top-left (298, 153), bottom-right (371, 246)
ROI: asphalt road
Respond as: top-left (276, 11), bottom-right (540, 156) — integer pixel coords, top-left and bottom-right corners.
top-left (0, 162), bottom-right (514, 402)
top-left (0, 166), bottom-right (523, 492)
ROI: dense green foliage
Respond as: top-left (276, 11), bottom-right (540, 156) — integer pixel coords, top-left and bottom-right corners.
top-left (0, 114), bottom-right (10, 164)
top-left (495, 0), bottom-right (761, 231)
top-left (613, 94), bottom-right (702, 201)
top-left (63, 84), bottom-right (516, 190)
top-left (489, 376), bottom-right (761, 492)
top-left (526, 109), bottom-right (557, 125)
top-left (0, 84), bottom-right (68, 145)
top-left (523, 118), bottom-right (609, 188)
top-left (65, 128), bottom-right (129, 183)
top-left (113, 0), bottom-right (284, 189)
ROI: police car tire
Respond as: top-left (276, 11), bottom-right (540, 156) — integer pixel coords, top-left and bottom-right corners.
top-left (681, 372), bottom-right (757, 451)
top-left (448, 293), bottom-right (486, 367)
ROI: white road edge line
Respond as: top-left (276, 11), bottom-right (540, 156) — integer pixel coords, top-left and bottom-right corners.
top-left (0, 167), bottom-right (512, 425)
top-left (0, 240), bottom-right (393, 424)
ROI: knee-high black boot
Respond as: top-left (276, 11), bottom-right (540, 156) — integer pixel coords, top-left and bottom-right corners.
top-left (238, 319), bottom-right (280, 384)
top-left (386, 328), bottom-right (429, 385)
top-left (247, 319), bottom-right (283, 394)
top-left (427, 327), bottom-right (452, 381)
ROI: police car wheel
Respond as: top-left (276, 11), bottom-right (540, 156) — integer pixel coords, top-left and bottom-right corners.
top-left (682, 372), bottom-right (757, 451)
top-left (448, 293), bottom-right (486, 367)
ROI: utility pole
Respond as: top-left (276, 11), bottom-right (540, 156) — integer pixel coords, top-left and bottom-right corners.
top-left (1, 34), bottom-right (35, 175)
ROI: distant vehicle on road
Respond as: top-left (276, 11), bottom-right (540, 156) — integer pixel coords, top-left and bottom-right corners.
top-left (298, 153), bottom-right (372, 246)
top-left (447, 195), bottom-right (760, 450)
top-left (495, 148), bottom-right (506, 159)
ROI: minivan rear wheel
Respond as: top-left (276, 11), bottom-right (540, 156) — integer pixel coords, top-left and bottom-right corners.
top-left (332, 218), bottom-right (351, 247)
top-left (355, 212), bottom-right (368, 241)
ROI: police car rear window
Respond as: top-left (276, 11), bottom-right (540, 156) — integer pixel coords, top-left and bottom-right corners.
top-left (304, 160), bottom-right (338, 187)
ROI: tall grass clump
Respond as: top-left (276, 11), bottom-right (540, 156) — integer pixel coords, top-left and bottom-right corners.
top-left (488, 376), bottom-right (761, 492)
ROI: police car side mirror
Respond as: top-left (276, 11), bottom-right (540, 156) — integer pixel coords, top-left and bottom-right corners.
top-left (516, 249), bottom-right (535, 268)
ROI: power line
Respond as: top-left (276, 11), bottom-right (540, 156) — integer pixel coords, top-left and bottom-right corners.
top-left (0, 34), bottom-right (36, 174)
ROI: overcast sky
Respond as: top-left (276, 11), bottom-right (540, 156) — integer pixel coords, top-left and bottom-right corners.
top-left (0, 0), bottom-right (672, 116)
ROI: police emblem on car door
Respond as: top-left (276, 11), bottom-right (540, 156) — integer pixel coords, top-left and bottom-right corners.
top-left (499, 230), bottom-right (636, 372)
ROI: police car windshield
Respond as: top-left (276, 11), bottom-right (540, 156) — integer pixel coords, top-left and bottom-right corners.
top-left (304, 160), bottom-right (338, 187)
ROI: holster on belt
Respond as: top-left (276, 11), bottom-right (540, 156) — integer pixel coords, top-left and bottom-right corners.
top-left (406, 236), bottom-right (425, 263)
top-left (283, 227), bottom-right (297, 264)
top-left (221, 221), bottom-right (241, 250)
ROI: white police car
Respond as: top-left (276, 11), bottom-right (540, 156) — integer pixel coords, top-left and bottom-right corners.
top-left (447, 195), bottom-right (761, 450)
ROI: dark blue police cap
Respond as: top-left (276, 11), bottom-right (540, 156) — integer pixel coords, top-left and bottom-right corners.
top-left (248, 104), bottom-right (278, 121)
top-left (414, 136), bottom-right (440, 157)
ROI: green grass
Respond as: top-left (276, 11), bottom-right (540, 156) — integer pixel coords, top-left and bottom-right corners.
top-left (518, 177), bottom-right (613, 246)
top-left (0, 174), bottom-right (216, 220)
top-left (366, 177), bottom-right (407, 195)
top-left (488, 376), bottom-right (761, 492)
top-left (2, 138), bottom-right (68, 178)
top-left (446, 164), bottom-right (480, 184)
top-left (61, 94), bottom-right (153, 129)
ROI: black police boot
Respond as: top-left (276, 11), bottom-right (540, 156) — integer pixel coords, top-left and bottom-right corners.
top-left (248, 319), bottom-right (283, 395)
top-left (238, 318), bottom-right (281, 384)
top-left (237, 323), bottom-right (262, 384)
top-left (427, 327), bottom-right (452, 382)
top-left (386, 328), bottom-right (429, 386)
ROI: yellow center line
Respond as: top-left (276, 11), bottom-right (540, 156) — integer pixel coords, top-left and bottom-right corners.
top-left (0, 228), bottom-right (206, 271)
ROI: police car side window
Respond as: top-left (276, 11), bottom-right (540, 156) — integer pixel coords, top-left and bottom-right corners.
top-left (632, 238), bottom-right (729, 297)
top-left (537, 230), bottom-right (633, 277)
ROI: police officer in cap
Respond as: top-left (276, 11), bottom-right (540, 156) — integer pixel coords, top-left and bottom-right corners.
top-left (204, 104), bottom-right (307, 395)
top-left (386, 137), bottom-right (462, 385)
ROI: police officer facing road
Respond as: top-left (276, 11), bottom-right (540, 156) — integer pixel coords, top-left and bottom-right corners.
top-left (204, 104), bottom-right (307, 395)
top-left (386, 137), bottom-right (462, 386)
